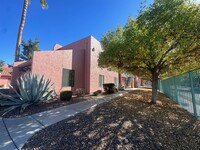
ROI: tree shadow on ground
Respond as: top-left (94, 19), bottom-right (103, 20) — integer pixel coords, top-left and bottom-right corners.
top-left (22, 90), bottom-right (200, 150)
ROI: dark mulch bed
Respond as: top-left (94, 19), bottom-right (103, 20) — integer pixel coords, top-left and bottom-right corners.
top-left (0, 96), bottom-right (92, 118)
top-left (22, 89), bottom-right (200, 150)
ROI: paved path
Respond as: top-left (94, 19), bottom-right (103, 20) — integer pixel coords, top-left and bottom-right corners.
top-left (0, 92), bottom-right (127, 150)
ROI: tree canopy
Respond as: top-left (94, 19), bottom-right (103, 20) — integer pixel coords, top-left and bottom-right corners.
top-left (99, 26), bottom-right (125, 71)
top-left (98, 26), bottom-right (127, 85)
top-left (0, 60), bottom-right (4, 72)
top-left (20, 38), bottom-right (40, 60)
top-left (98, 0), bottom-right (200, 103)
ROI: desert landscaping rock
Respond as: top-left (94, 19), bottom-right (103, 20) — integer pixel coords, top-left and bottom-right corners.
top-left (22, 90), bottom-right (200, 150)
top-left (0, 95), bottom-right (102, 118)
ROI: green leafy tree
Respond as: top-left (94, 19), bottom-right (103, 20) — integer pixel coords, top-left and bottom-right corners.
top-left (99, 0), bottom-right (200, 103)
top-left (161, 60), bottom-right (200, 78)
top-left (98, 26), bottom-right (126, 86)
top-left (15, 0), bottom-right (47, 62)
top-left (20, 38), bottom-right (40, 60)
top-left (0, 60), bottom-right (4, 72)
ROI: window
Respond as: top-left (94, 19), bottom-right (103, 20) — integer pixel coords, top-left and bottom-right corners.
top-left (114, 77), bottom-right (118, 86)
top-left (62, 69), bottom-right (75, 87)
top-left (99, 75), bottom-right (104, 86)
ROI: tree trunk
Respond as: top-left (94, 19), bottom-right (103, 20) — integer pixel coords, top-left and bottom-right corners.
top-left (15, 0), bottom-right (29, 62)
top-left (118, 73), bottom-right (122, 86)
top-left (151, 71), bottom-right (159, 104)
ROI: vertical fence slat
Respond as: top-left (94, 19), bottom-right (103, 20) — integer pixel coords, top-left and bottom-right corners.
top-left (174, 76), bottom-right (179, 104)
top-left (189, 71), bottom-right (198, 118)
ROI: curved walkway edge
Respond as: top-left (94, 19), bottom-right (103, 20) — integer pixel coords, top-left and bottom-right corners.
top-left (0, 91), bottom-right (130, 150)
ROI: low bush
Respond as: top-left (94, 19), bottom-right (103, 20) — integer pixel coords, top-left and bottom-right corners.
top-left (103, 83), bottom-right (115, 94)
top-left (118, 85), bottom-right (125, 91)
top-left (114, 87), bottom-right (118, 92)
top-left (92, 90), bottom-right (102, 96)
top-left (97, 90), bottom-right (102, 94)
top-left (75, 88), bottom-right (85, 97)
top-left (60, 91), bottom-right (73, 101)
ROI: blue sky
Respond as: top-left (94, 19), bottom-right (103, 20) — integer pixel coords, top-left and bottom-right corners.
top-left (0, 0), bottom-right (153, 65)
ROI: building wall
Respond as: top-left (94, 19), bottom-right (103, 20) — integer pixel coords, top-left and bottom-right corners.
top-left (31, 50), bottom-right (73, 93)
top-left (0, 77), bottom-right (11, 88)
top-left (59, 36), bottom-right (90, 93)
top-left (89, 36), bottom-right (118, 93)
top-left (121, 76), bottom-right (136, 88)
top-left (60, 36), bottom-right (119, 93)
top-left (121, 77), bottom-right (127, 87)
top-left (134, 76), bottom-right (141, 87)
top-left (0, 65), bottom-right (12, 88)
top-left (11, 36), bottom-right (140, 95)
top-left (11, 61), bottom-right (27, 88)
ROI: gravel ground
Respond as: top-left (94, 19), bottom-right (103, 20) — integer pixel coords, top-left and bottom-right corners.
top-left (0, 95), bottom-right (98, 118)
top-left (22, 90), bottom-right (200, 150)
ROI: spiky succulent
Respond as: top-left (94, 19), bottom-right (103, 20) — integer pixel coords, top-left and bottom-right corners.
top-left (0, 73), bottom-right (55, 115)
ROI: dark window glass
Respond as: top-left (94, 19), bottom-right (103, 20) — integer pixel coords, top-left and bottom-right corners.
top-left (62, 69), bottom-right (75, 87)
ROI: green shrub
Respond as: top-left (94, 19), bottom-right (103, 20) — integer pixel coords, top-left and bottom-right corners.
top-left (0, 73), bottom-right (55, 115)
top-left (93, 92), bottom-right (98, 96)
top-left (92, 90), bottom-right (102, 96)
top-left (114, 87), bottom-right (119, 92)
top-left (60, 91), bottom-right (72, 101)
top-left (118, 85), bottom-right (125, 91)
top-left (103, 83), bottom-right (115, 94)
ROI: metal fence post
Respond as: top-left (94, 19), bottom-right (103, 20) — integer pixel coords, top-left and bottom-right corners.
top-left (158, 79), bottom-right (160, 92)
top-left (189, 71), bottom-right (198, 118)
top-left (174, 76), bottom-right (179, 104)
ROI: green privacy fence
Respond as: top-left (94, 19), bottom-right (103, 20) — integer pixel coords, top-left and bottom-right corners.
top-left (158, 68), bottom-right (200, 118)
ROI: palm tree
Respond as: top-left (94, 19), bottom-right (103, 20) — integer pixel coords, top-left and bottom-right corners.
top-left (20, 38), bottom-right (40, 60)
top-left (14, 0), bottom-right (47, 62)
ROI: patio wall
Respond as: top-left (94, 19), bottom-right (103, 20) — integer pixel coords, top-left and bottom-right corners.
top-left (11, 61), bottom-right (28, 89)
top-left (0, 77), bottom-right (10, 88)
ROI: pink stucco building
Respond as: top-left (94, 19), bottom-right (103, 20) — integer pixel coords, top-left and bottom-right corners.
top-left (11, 36), bottom-right (141, 94)
top-left (0, 64), bottom-right (12, 88)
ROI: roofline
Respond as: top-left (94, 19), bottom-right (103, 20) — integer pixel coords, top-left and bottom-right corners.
top-left (17, 60), bottom-right (32, 68)
top-left (61, 35), bottom-right (97, 48)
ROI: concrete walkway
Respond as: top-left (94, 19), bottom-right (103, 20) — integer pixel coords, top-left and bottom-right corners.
top-left (0, 92), bottom-right (127, 150)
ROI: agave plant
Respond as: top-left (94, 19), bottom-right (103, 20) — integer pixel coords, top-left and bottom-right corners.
top-left (0, 73), bottom-right (55, 115)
